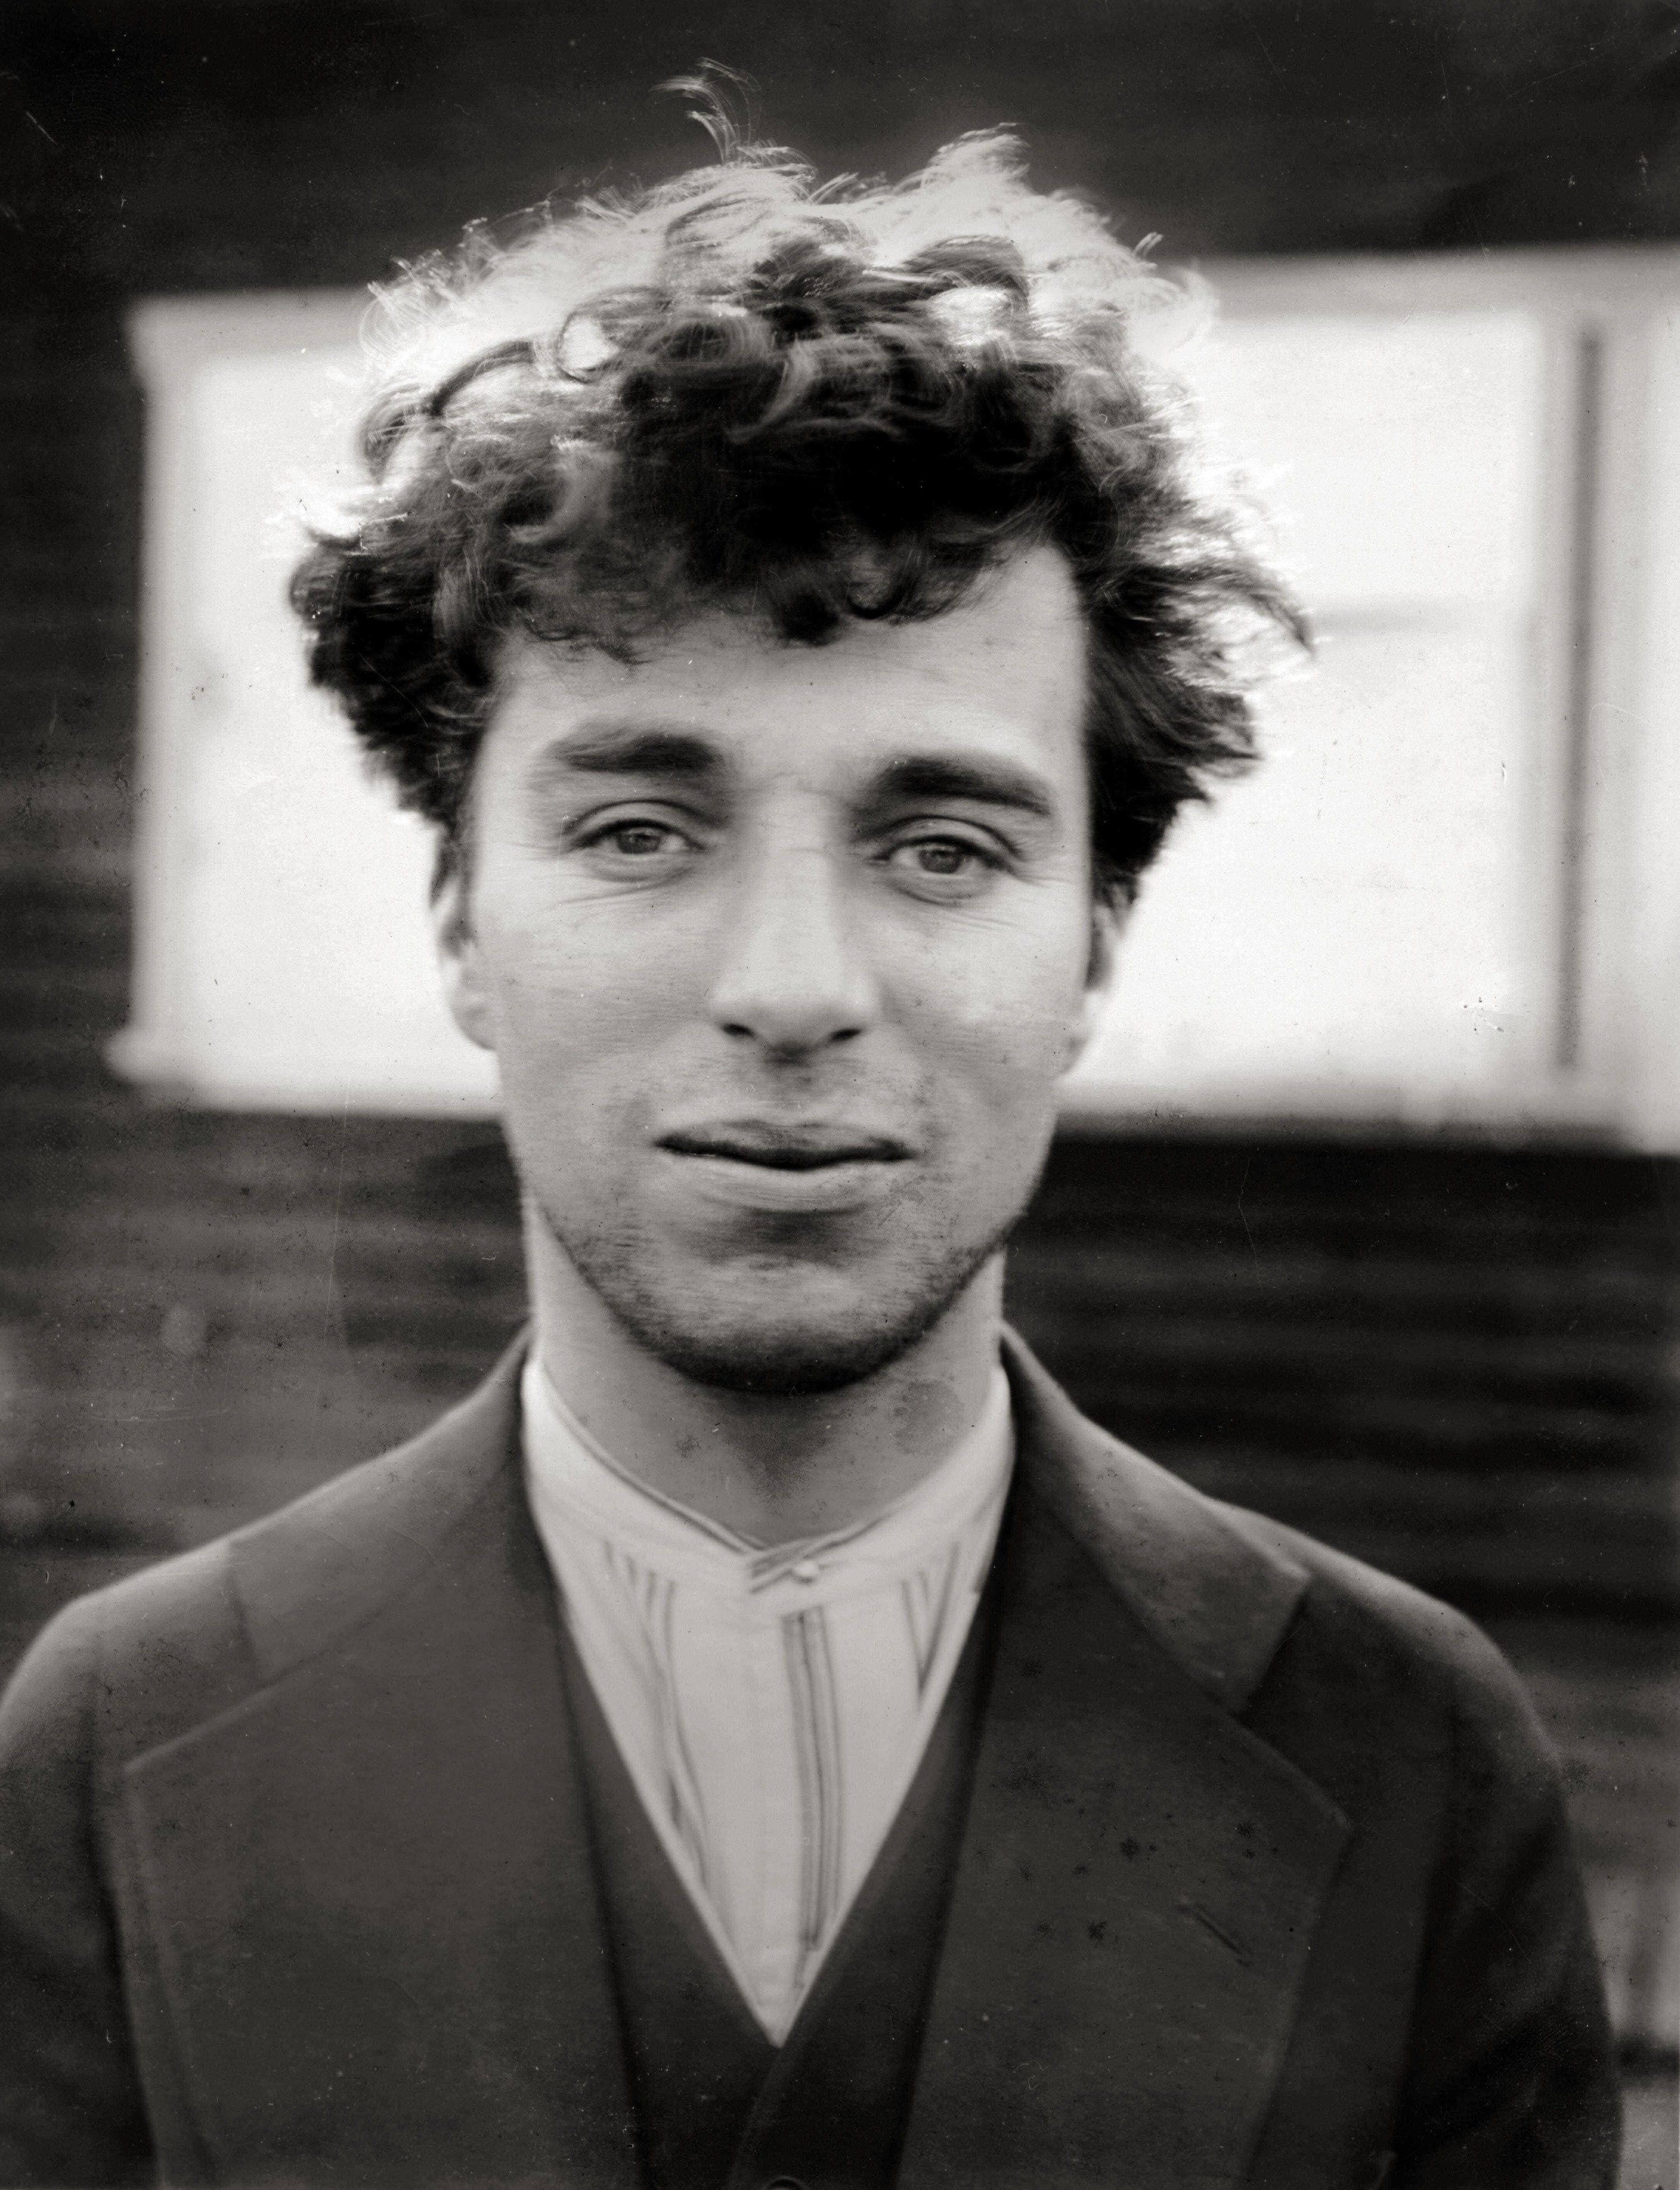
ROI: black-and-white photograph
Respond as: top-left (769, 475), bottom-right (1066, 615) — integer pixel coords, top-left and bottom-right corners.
top-left (1, 7), bottom-right (1676, 2184)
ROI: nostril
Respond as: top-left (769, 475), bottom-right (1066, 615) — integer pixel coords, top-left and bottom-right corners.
top-left (718, 1019), bottom-right (864, 1048)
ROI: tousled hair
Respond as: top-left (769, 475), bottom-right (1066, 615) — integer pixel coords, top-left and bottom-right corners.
top-left (291, 124), bottom-right (1304, 900)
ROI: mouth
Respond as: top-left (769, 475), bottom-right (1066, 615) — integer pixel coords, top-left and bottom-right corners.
top-left (654, 1123), bottom-right (914, 1213)
top-left (657, 1125), bottom-right (913, 1170)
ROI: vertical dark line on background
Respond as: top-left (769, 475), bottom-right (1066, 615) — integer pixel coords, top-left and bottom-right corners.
top-left (1556, 326), bottom-right (1603, 1072)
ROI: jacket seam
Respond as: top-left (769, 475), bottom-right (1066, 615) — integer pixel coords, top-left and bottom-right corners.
top-left (92, 1598), bottom-right (220, 2182)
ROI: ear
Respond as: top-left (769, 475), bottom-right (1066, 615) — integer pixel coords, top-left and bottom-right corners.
top-left (1065, 894), bottom-right (1126, 1069)
top-left (430, 867), bottom-right (497, 1052)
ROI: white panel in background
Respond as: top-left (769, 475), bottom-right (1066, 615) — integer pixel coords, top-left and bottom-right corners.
top-left (183, 352), bottom-right (495, 1112)
top-left (1187, 312), bottom-right (1542, 610)
top-left (1070, 308), bottom-right (1548, 1117)
top-left (117, 297), bottom-right (499, 1113)
top-left (1077, 618), bottom-right (1536, 1100)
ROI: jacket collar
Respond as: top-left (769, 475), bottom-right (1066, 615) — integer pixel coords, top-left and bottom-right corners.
top-left (231, 1332), bottom-right (529, 1684)
top-left (999, 1327), bottom-right (1309, 1713)
top-left (902, 1336), bottom-right (1347, 2187)
top-left (235, 1327), bottom-right (1307, 1714)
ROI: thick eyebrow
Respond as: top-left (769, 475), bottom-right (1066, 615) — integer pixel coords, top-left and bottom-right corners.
top-left (866, 753), bottom-right (1060, 825)
top-left (530, 721), bottom-right (727, 786)
top-left (528, 726), bottom-right (1059, 823)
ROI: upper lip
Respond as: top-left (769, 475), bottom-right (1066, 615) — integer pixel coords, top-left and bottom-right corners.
top-left (657, 1122), bottom-right (914, 1170)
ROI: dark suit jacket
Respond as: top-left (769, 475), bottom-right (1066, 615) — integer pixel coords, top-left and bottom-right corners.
top-left (0, 1333), bottom-right (1620, 2187)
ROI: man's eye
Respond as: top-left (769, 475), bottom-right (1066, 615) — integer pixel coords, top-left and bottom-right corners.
top-left (580, 819), bottom-right (691, 860)
top-left (606, 823), bottom-right (679, 855)
top-left (889, 835), bottom-right (997, 881)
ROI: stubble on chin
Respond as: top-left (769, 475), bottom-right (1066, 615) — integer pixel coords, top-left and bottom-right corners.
top-left (530, 1192), bottom-right (1021, 1397)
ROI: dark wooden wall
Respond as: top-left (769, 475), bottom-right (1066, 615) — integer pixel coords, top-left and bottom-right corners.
top-left (1, 1), bottom-right (1677, 2127)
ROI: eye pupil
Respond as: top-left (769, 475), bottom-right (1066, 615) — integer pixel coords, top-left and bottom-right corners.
top-left (919, 842), bottom-right (967, 874)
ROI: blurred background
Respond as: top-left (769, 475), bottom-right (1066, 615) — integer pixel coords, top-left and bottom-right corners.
top-left (2, 2), bottom-right (1677, 2172)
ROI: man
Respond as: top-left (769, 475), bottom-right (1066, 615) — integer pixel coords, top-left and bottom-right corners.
top-left (0, 125), bottom-right (1620, 2187)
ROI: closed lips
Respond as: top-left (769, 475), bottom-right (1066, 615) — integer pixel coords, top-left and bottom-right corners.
top-left (657, 1131), bottom-right (910, 1169)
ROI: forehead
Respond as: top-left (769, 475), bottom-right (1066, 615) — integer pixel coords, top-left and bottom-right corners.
top-left (491, 548), bottom-right (1089, 788)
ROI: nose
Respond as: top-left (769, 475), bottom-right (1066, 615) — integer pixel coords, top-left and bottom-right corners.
top-left (707, 837), bottom-right (879, 1054)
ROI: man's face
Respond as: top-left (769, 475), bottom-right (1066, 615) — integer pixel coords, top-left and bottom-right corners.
top-left (437, 547), bottom-right (1113, 1393)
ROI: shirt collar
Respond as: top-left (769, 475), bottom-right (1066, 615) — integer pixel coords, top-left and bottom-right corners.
top-left (521, 1350), bottom-right (1013, 1599)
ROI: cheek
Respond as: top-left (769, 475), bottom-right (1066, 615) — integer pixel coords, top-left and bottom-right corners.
top-left (476, 894), bottom-right (696, 1066)
top-left (892, 907), bottom-right (1093, 1081)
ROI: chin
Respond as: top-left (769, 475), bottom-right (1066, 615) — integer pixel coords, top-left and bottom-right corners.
top-left (628, 1314), bottom-right (932, 1398)
top-left (603, 1268), bottom-right (961, 1395)
top-left (550, 1206), bottom-right (1011, 1397)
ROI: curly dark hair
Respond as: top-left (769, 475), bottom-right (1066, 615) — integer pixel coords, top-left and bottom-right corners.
top-left (291, 130), bottom-right (1303, 901)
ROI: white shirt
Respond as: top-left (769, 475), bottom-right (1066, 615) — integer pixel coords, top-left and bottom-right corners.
top-left (521, 1353), bottom-right (1014, 2043)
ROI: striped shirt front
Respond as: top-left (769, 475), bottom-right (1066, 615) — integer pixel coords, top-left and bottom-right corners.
top-left (521, 1352), bottom-right (1013, 2044)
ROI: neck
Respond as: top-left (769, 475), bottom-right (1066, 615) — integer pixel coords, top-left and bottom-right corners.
top-left (523, 1217), bottom-right (1005, 1545)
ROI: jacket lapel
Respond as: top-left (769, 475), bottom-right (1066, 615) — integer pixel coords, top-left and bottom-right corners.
top-left (117, 1346), bottom-right (642, 2188)
top-left (899, 1336), bottom-right (1351, 2189)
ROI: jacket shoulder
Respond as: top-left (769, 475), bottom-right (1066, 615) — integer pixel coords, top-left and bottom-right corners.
top-left (225, 1338), bottom-right (523, 1681)
top-left (1219, 1499), bottom-right (1560, 1790)
top-left (1225, 1500), bottom-right (1527, 1685)
top-left (0, 1341), bottom-right (526, 1764)
top-left (0, 1537), bottom-right (249, 1782)
top-left (1007, 1316), bottom-right (1541, 1745)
